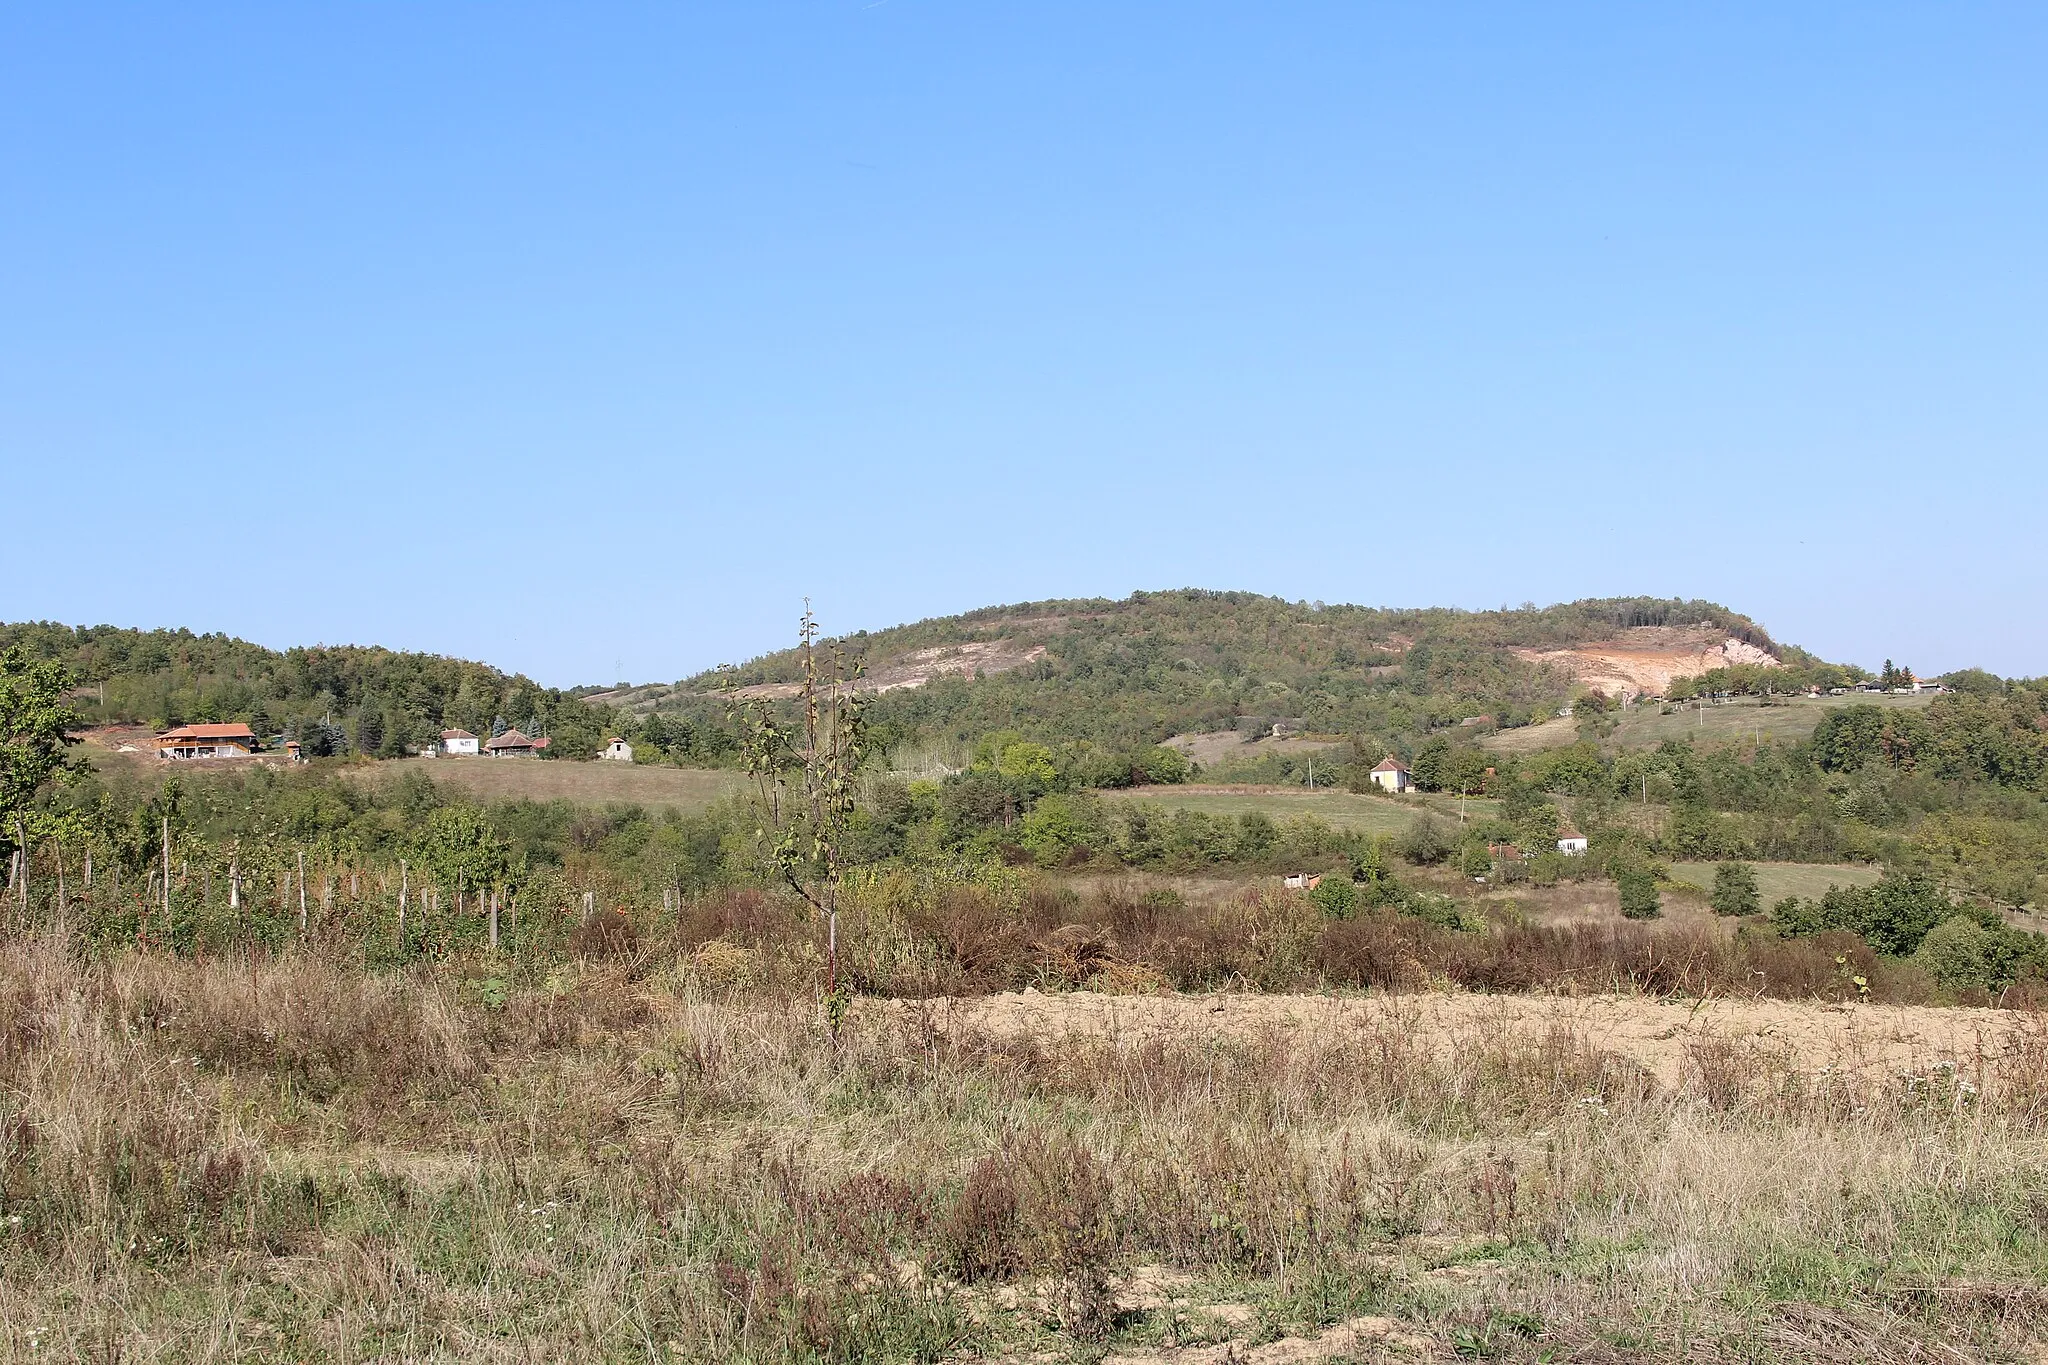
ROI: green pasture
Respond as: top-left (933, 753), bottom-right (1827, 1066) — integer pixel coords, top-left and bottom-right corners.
top-left (1668, 860), bottom-right (1883, 904)
top-left (1114, 786), bottom-right (1495, 836)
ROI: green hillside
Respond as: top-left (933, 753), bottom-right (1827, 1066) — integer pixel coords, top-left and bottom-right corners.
top-left (639, 590), bottom-right (1808, 756)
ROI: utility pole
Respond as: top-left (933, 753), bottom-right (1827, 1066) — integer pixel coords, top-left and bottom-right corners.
top-left (398, 860), bottom-right (408, 947)
top-left (161, 814), bottom-right (171, 929)
top-left (297, 851), bottom-right (307, 933)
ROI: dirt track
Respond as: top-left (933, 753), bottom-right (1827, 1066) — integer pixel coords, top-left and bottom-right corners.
top-left (874, 988), bottom-right (2035, 1088)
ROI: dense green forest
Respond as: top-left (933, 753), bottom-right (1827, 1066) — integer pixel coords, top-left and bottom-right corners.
top-left (0, 622), bottom-right (621, 759)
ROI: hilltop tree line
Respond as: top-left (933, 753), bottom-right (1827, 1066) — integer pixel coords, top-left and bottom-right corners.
top-left (648, 592), bottom-right (1807, 754)
top-left (0, 622), bottom-right (624, 761)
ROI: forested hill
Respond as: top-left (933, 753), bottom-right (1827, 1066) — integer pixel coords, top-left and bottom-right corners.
top-left (0, 622), bottom-right (617, 759)
top-left (1, 593), bottom-right (1842, 765)
top-left (625, 591), bottom-right (1830, 753)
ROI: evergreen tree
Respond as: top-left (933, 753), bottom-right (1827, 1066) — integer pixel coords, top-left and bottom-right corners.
top-left (1617, 865), bottom-right (1661, 919)
top-left (1710, 861), bottom-right (1760, 917)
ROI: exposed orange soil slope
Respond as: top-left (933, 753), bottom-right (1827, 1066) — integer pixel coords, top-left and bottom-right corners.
top-left (1513, 625), bottom-right (1779, 697)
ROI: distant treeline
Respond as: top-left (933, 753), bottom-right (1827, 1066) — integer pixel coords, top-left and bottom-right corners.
top-left (0, 622), bottom-right (621, 760)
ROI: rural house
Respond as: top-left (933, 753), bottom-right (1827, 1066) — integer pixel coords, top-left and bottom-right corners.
top-left (1556, 825), bottom-right (1588, 856)
top-left (438, 728), bottom-right (480, 757)
top-left (484, 728), bottom-right (546, 758)
top-left (1369, 756), bottom-right (1413, 793)
top-left (599, 737), bottom-right (634, 763)
top-left (156, 723), bottom-right (258, 760)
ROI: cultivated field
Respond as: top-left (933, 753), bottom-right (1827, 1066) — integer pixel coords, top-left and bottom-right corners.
top-left (358, 757), bottom-right (747, 811)
top-left (1116, 785), bottom-right (1498, 836)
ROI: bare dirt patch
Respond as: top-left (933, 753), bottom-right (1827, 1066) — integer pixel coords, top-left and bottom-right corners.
top-left (872, 989), bottom-right (2032, 1090)
top-left (1106, 1315), bottom-right (1427, 1363)
top-left (1513, 626), bottom-right (1779, 698)
top-left (727, 639), bottom-right (1047, 699)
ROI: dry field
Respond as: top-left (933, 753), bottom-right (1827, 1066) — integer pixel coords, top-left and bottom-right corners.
top-left (5, 929), bottom-right (2047, 1363)
top-left (359, 757), bottom-right (747, 810)
top-left (1161, 731), bottom-right (1346, 770)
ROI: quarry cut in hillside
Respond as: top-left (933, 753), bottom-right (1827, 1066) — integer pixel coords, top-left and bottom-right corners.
top-left (1513, 625), bottom-right (1779, 698)
top-left (727, 638), bottom-right (1049, 699)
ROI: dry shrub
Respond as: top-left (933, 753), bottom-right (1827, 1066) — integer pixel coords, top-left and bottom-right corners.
top-left (108, 950), bottom-right (474, 1097)
top-left (1319, 916), bottom-right (1434, 990)
top-left (497, 964), bottom-right (652, 1047)
top-left (938, 1153), bottom-right (1022, 1280)
top-left (1087, 960), bottom-right (1172, 995)
top-left (0, 938), bottom-right (268, 1261)
top-left (684, 938), bottom-right (762, 988)
top-left (570, 906), bottom-right (640, 959)
top-left (1014, 1132), bottom-right (1118, 1338)
top-left (1037, 923), bottom-right (1115, 988)
top-left (677, 888), bottom-right (799, 950)
top-left (899, 886), bottom-right (1035, 991)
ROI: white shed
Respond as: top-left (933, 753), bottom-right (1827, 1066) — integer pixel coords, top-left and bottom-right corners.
top-left (600, 737), bottom-right (634, 763)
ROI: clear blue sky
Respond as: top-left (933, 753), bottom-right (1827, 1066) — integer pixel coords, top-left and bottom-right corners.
top-left (4, 4), bottom-right (2043, 685)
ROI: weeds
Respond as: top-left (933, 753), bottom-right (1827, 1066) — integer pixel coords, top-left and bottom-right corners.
top-left (0, 934), bottom-right (2044, 1359)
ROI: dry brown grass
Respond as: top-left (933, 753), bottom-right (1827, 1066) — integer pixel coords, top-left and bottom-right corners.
top-left (2, 935), bottom-right (2047, 1360)
top-left (353, 756), bottom-right (747, 810)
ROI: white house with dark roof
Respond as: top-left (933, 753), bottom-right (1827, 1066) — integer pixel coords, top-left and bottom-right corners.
top-left (1369, 756), bottom-right (1413, 793)
top-left (1556, 824), bottom-right (1588, 856)
top-left (439, 728), bottom-right (480, 757)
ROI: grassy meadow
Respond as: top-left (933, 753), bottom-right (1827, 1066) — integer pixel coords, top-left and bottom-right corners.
top-left (1484, 693), bottom-right (1940, 756)
top-left (1610, 693), bottom-right (1937, 750)
top-left (4, 930), bottom-right (2046, 1363)
top-left (1113, 786), bottom-right (1499, 838)
top-left (354, 757), bottom-right (748, 812)
top-left (1668, 860), bottom-right (1885, 905)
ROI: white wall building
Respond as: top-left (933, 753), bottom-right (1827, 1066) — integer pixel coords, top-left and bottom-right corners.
top-left (599, 737), bottom-right (634, 763)
top-left (439, 728), bottom-right (480, 757)
top-left (1369, 756), bottom-right (1413, 793)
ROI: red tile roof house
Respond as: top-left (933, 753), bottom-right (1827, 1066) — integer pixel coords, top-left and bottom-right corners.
top-left (156, 723), bottom-right (259, 760)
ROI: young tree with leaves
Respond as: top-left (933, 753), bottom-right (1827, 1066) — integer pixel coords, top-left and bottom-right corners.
top-left (724, 605), bottom-right (868, 1024)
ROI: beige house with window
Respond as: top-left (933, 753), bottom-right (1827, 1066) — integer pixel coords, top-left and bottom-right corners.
top-left (1369, 756), bottom-right (1413, 793)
